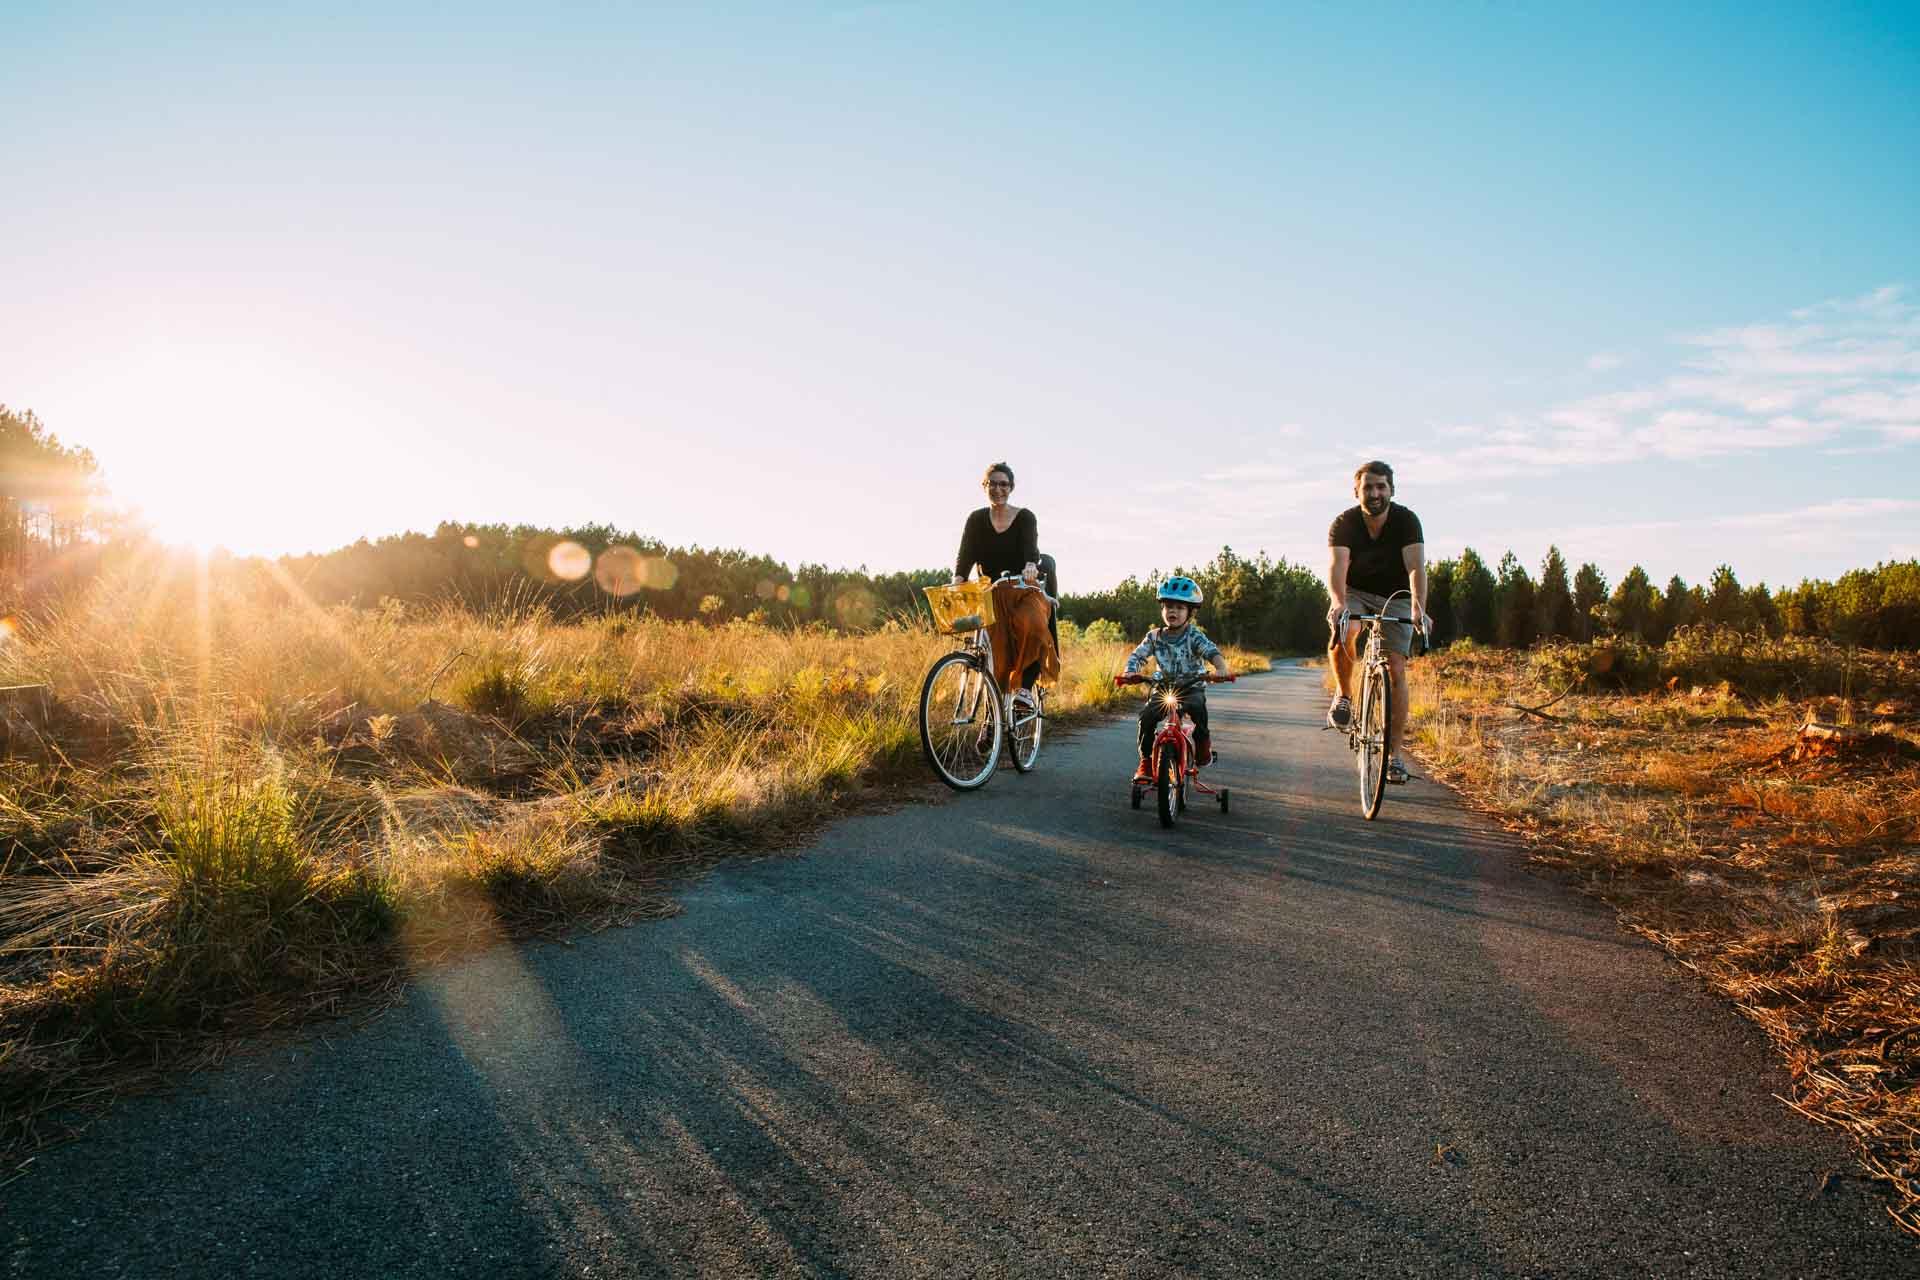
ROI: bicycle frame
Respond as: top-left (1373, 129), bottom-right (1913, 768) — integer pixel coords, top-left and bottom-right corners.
top-left (921, 573), bottom-right (1056, 788)
top-left (1116, 671), bottom-right (1235, 824)
top-left (1335, 589), bottom-right (1422, 819)
top-left (1148, 680), bottom-right (1226, 799)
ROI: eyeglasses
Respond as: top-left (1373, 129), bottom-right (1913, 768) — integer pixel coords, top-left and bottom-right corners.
top-left (984, 480), bottom-right (1012, 490)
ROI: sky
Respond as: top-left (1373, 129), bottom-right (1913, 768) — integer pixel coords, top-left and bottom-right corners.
top-left (3, 1), bottom-right (1917, 593)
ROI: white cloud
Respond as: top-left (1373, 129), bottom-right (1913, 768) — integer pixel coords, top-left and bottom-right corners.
top-left (1586, 351), bottom-right (1627, 371)
top-left (1427, 285), bottom-right (1920, 476)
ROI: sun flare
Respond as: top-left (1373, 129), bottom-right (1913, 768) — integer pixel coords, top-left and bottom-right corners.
top-left (94, 341), bottom-right (396, 557)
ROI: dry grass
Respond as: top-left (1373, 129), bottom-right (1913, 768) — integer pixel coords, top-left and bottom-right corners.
top-left (0, 563), bottom-right (1267, 1165)
top-left (1407, 640), bottom-right (1920, 1237)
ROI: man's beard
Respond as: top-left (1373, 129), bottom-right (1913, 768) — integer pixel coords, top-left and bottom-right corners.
top-left (1362, 495), bottom-right (1389, 515)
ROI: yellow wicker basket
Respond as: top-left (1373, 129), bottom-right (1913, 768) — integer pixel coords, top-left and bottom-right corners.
top-left (923, 580), bottom-right (997, 634)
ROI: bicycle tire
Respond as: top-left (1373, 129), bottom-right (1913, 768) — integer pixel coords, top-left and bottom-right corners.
top-left (1156, 746), bottom-right (1178, 828)
top-left (918, 652), bottom-right (1003, 790)
top-left (1359, 663), bottom-right (1390, 819)
top-left (1009, 688), bottom-right (1043, 773)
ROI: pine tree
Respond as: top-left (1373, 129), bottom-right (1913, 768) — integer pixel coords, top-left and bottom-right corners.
top-left (1534, 546), bottom-right (1577, 640)
top-left (1494, 551), bottom-right (1538, 648)
top-left (1655, 574), bottom-right (1698, 643)
top-left (1745, 583), bottom-right (1782, 638)
top-left (1453, 548), bottom-right (1498, 644)
top-left (1610, 565), bottom-right (1659, 640)
top-left (1703, 564), bottom-right (1751, 629)
top-left (1427, 560), bottom-right (1456, 647)
top-left (1, 405), bottom-right (101, 570)
top-left (1572, 562), bottom-right (1608, 641)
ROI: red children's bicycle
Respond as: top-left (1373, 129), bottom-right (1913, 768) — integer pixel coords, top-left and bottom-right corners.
top-left (1114, 672), bottom-right (1236, 828)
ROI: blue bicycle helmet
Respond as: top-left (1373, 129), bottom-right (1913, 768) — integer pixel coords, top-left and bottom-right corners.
top-left (1157, 576), bottom-right (1204, 605)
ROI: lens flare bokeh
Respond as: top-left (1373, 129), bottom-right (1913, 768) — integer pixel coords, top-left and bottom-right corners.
top-left (547, 541), bottom-right (592, 583)
top-left (636, 556), bottom-right (678, 591)
top-left (832, 587), bottom-right (878, 628)
top-left (592, 546), bottom-right (645, 597)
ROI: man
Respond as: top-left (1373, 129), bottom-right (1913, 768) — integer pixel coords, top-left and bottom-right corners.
top-left (1326, 460), bottom-right (1430, 784)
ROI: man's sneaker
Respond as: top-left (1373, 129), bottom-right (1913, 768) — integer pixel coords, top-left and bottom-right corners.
top-left (1327, 695), bottom-right (1353, 729)
top-left (1130, 761), bottom-right (1152, 785)
top-left (1386, 757), bottom-right (1411, 784)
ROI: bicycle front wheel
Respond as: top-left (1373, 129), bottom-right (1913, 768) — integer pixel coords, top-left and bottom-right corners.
top-left (1156, 746), bottom-right (1179, 829)
top-left (1009, 689), bottom-right (1043, 773)
top-left (919, 652), bottom-right (1004, 790)
top-left (1358, 663), bottom-right (1390, 820)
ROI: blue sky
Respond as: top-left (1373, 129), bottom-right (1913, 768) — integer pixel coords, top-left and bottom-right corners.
top-left (3, 1), bottom-right (1916, 592)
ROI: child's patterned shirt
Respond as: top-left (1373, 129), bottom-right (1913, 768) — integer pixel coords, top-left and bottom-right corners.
top-left (1123, 625), bottom-right (1223, 678)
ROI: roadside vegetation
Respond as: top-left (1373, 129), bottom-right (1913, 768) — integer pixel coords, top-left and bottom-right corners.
top-left (0, 560), bottom-right (1267, 1167)
top-left (1406, 627), bottom-right (1920, 1237)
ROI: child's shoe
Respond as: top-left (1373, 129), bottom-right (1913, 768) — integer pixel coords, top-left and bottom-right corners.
top-left (1194, 735), bottom-right (1213, 767)
top-left (1130, 759), bottom-right (1152, 785)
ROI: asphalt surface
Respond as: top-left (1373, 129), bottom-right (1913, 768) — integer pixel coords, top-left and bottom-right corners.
top-left (4, 664), bottom-right (1911, 1277)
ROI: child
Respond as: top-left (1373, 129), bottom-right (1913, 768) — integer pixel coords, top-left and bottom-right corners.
top-left (1122, 576), bottom-right (1232, 784)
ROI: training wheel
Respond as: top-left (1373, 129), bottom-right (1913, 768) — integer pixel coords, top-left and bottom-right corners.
top-left (1130, 786), bottom-right (1143, 810)
top-left (1218, 788), bottom-right (1231, 813)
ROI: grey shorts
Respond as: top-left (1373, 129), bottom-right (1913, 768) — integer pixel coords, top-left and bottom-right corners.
top-left (1332, 588), bottom-right (1417, 657)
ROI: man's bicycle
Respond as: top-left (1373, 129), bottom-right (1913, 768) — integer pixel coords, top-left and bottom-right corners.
top-left (918, 575), bottom-right (1052, 790)
top-left (1336, 591), bottom-right (1425, 820)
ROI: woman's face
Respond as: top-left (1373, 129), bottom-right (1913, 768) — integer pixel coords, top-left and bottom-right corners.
top-left (983, 471), bottom-right (1013, 505)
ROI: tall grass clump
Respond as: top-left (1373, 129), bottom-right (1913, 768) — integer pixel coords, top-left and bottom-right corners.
top-left (1529, 625), bottom-right (1916, 701)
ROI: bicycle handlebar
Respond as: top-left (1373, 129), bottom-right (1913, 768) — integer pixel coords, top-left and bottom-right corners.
top-left (1114, 673), bottom-right (1237, 687)
top-left (1345, 612), bottom-right (1430, 632)
top-left (950, 571), bottom-right (1057, 605)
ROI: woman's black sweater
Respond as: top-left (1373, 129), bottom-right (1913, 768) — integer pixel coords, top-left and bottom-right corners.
top-left (954, 507), bottom-right (1038, 580)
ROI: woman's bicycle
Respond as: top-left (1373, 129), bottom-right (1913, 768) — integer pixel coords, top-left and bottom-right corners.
top-left (1114, 672), bottom-right (1235, 828)
top-left (918, 575), bottom-right (1053, 790)
top-left (1336, 590), bottom-right (1424, 820)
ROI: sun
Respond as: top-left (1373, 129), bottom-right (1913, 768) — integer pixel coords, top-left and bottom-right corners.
top-left (87, 340), bottom-right (388, 558)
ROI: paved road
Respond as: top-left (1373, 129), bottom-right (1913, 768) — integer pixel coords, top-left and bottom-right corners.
top-left (5, 665), bottom-right (1910, 1277)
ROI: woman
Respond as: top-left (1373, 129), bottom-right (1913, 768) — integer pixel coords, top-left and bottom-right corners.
top-left (953, 461), bottom-right (1058, 686)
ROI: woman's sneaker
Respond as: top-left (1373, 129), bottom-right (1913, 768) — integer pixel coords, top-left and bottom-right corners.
top-left (1327, 695), bottom-right (1352, 729)
top-left (1386, 757), bottom-right (1410, 784)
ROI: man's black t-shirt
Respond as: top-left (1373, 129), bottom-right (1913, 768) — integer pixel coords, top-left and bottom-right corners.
top-left (1328, 504), bottom-right (1424, 596)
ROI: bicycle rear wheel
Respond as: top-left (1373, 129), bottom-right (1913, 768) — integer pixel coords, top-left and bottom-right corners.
top-left (1009, 688), bottom-right (1043, 772)
top-left (1358, 663), bottom-right (1390, 819)
top-left (919, 652), bottom-right (1003, 790)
